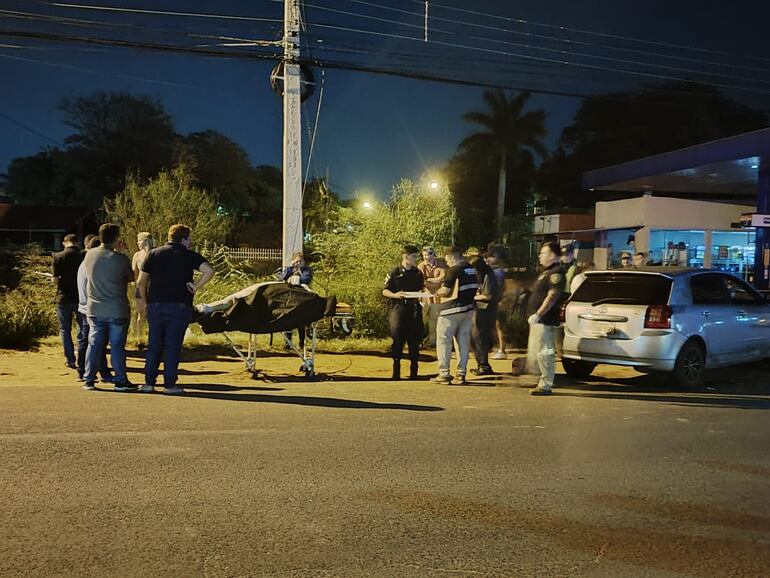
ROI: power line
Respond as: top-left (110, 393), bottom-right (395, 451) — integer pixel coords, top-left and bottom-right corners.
top-left (325, 0), bottom-right (770, 73)
top-left (0, 111), bottom-right (63, 146)
top-left (0, 8), bottom-right (282, 48)
top-left (306, 21), bottom-right (770, 96)
top-left (0, 50), bottom-right (214, 89)
top-left (0, 28), bottom-right (281, 60)
top-left (295, 3), bottom-right (770, 87)
top-left (2, 23), bottom-right (768, 112)
top-left (44, 2), bottom-right (283, 24)
top-left (405, 0), bottom-right (770, 64)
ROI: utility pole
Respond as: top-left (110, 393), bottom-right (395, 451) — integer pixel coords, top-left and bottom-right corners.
top-left (282, 0), bottom-right (302, 266)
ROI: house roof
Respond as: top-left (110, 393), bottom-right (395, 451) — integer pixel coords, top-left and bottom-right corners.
top-left (0, 204), bottom-right (95, 232)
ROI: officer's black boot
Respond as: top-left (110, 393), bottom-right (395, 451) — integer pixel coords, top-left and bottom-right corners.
top-left (409, 361), bottom-right (419, 380)
top-left (391, 360), bottom-right (401, 380)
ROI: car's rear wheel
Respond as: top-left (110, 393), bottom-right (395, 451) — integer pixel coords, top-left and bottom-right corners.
top-left (562, 358), bottom-right (597, 379)
top-left (672, 340), bottom-right (706, 389)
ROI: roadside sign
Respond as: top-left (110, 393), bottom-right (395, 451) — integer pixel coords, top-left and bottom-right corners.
top-left (751, 214), bottom-right (770, 227)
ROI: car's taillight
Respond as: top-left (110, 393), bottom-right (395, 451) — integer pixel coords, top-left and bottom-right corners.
top-left (645, 304), bottom-right (672, 329)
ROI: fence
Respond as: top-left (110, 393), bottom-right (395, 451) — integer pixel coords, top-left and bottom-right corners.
top-left (201, 242), bottom-right (282, 262)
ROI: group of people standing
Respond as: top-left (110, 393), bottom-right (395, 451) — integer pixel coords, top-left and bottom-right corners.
top-left (383, 241), bottom-right (568, 395)
top-left (52, 223), bottom-right (214, 394)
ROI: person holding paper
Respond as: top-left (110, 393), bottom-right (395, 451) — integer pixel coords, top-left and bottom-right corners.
top-left (432, 246), bottom-right (478, 385)
top-left (382, 245), bottom-right (426, 380)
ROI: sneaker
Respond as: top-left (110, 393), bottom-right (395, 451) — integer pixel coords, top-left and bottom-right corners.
top-left (163, 386), bottom-right (185, 395)
top-left (470, 367), bottom-right (495, 376)
top-left (113, 382), bottom-right (138, 392)
top-left (100, 374), bottom-right (115, 384)
top-left (138, 384), bottom-right (155, 393)
top-left (82, 382), bottom-right (96, 391)
top-left (430, 375), bottom-right (452, 385)
top-left (530, 387), bottom-right (552, 396)
top-left (65, 361), bottom-right (77, 369)
top-left (455, 375), bottom-right (468, 385)
top-left (491, 350), bottom-right (507, 360)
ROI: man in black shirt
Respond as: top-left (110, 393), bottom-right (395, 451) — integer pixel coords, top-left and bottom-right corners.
top-left (432, 246), bottom-right (478, 385)
top-left (526, 241), bottom-right (566, 395)
top-left (52, 233), bottom-right (84, 370)
top-left (136, 224), bottom-right (214, 394)
top-left (383, 245), bottom-right (425, 380)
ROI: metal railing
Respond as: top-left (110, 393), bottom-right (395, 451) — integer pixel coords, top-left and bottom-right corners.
top-left (201, 242), bottom-right (281, 262)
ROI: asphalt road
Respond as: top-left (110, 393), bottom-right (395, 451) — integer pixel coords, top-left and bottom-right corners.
top-left (1, 349), bottom-right (769, 577)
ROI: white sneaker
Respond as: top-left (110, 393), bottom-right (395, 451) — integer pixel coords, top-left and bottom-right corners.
top-left (163, 387), bottom-right (185, 395)
top-left (491, 350), bottom-right (507, 360)
top-left (139, 384), bottom-right (155, 393)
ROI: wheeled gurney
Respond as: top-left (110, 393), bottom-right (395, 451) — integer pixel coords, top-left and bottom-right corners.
top-left (196, 281), bottom-right (337, 378)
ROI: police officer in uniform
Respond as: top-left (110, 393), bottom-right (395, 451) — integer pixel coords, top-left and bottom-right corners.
top-left (526, 241), bottom-right (566, 396)
top-left (383, 245), bottom-right (425, 380)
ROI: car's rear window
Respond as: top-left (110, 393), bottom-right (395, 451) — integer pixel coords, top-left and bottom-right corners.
top-left (571, 273), bottom-right (672, 305)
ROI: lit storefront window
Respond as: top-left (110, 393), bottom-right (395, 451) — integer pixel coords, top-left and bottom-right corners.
top-left (711, 230), bottom-right (755, 280)
top-left (605, 228), bottom-right (639, 268)
top-left (649, 230), bottom-right (705, 267)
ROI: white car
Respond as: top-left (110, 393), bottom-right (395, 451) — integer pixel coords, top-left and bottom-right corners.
top-left (561, 268), bottom-right (770, 387)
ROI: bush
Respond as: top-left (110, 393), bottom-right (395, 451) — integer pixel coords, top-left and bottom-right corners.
top-left (104, 166), bottom-right (233, 249)
top-left (313, 178), bottom-right (457, 337)
top-left (0, 252), bottom-right (59, 349)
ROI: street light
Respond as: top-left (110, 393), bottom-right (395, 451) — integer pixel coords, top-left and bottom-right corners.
top-left (362, 201), bottom-right (372, 209)
top-left (429, 180), bottom-right (440, 191)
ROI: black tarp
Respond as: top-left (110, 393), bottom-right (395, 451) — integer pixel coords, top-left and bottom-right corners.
top-left (197, 282), bottom-right (336, 334)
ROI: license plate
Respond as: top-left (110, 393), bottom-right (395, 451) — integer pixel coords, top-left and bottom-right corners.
top-left (590, 321), bottom-right (614, 335)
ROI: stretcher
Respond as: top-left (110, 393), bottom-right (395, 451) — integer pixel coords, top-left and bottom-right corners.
top-left (196, 281), bottom-right (337, 378)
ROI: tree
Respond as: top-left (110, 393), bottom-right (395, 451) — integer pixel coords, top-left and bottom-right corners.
top-left (59, 91), bottom-right (177, 204)
top-left (459, 89), bottom-right (546, 239)
top-left (303, 178), bottom-right (341, 236)
top-left (175, 130), bottom-right (257, 215)
top-left (537, 81), bottom-right (769, 208)
top-left (313, 179), bottom-right (456, 336)
top-left (103, 166), bottom-right (233, 250)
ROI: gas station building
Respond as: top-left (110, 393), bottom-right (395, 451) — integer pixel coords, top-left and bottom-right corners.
top-left (583, 127), bottom-right (770, 289)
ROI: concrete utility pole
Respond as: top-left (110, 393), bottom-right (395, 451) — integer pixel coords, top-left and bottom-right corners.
top-left (282, 0), bottom-right (303, 266)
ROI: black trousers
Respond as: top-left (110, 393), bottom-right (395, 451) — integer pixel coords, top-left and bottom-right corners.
top-left (389, 303), bottom-right (422, 365)
top-left (472, 306), bottom-right (496, 370)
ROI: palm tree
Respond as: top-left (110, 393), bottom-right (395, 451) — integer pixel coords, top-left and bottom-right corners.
top-left (460, 89), bottom-right (547, 240)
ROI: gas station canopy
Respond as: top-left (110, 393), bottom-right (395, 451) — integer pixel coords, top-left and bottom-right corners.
top-left (581, 127), bottom-right (770, 288)
top-left (583, 127), bottom-right (770, 200)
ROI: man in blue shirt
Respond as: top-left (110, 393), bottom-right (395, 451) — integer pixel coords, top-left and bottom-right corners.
top-left (136, 224), bottom-right (214, 395)
top-left (281, 252), bottom-right (313, 286)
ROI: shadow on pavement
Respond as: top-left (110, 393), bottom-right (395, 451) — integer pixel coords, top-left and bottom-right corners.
top-left (125, 367), bottom-right (228, 377)
top-left (555, 374), bottom-right (770, 410)
top-left (179, 387), bottom-right (444, 411)
top-left (182, 383), bottom-right (284, 392)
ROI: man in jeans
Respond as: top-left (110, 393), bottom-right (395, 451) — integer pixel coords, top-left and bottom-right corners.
top-left (526, 241), bottom-right (566, 396)
top-left (76, 236), bottom-right (112, 384)
top-left (82, 224), bottom-right (134, 391)
top-left (52, 233), bottom-right (83, 371)
top-left (137, 224), bottom-right (214, 395)
top-left (431, 246), bottom-right (478, 385)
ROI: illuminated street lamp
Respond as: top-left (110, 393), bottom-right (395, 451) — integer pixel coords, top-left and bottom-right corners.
top-left (429, 180), bottom-right (440, 191)
top-left (362, 201), bottom-right (372, 209)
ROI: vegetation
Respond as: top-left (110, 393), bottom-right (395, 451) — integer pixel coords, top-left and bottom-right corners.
top-left (458, 89), bottom-right (547, 240)
top-left (312, 178), bottom-right (456, 337)
top-left (103, 166), bottom-right (234, 249)
top-left (0, 253), bottom-right (58, 349)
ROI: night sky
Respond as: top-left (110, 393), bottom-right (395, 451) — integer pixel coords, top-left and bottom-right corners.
top-left (2, 0), bottom-right (769, 199)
